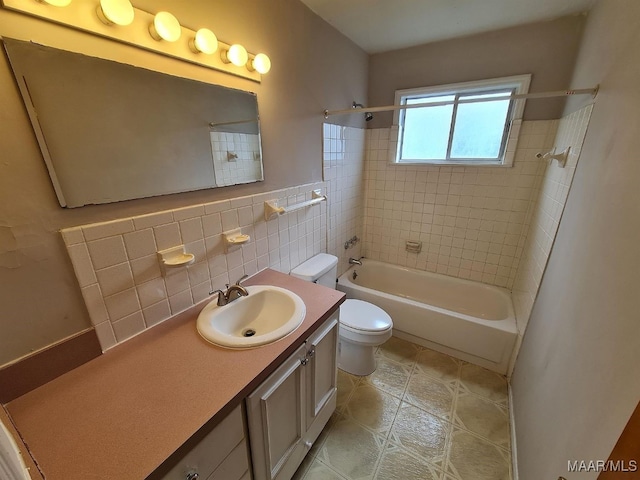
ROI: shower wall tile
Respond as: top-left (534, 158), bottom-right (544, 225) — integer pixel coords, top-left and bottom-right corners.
top-left (511, 104), bottom-right (593, 336)
top-left (62, 182), bottom-right (326, 352)
top-left (362, 121), bottom-right (557, 288)
top-left (323, 123), bottom-right (366, 276)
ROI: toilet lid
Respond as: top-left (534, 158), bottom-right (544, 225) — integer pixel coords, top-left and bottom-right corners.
top-left (340, 299), bottom-right (392, 332)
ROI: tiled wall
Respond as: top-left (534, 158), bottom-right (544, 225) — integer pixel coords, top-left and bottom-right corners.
top-left (62, 183), bottom-right (326, 351)
top-left (362, 122), bottom-right (557, 288)
top-left (209, 132), bottom-right (263, 187)
top-left (323, 123), bottom-right (366, 276)
top-left (512, 104), bottom-right (594, 334)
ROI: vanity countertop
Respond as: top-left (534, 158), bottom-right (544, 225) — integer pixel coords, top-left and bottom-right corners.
top-left (6, 269), bottom-right (345, 480)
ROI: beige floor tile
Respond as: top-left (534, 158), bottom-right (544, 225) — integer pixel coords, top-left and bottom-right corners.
top-left (318, 415), bottom-right (386, 480)
top-left (374, 441), bottom-right (442, 480)
top-left (404, 373), bottom-right (456, 421)
top-left (344, 384), bottom-right (400, 437)
top-left (376, 337), bottom-right (421, 365)
top-left (302, 458), bottom-right (349, 480)
top-left (309, 411), bottom-right (340, 458)
top-left (389, 402), bottom-right (451, 468)
top-left (454, 392), bottom-right (510, 449)
top-left (292, 452), bottom-right (316, 480)
top-left (337, 369), bottom-right (360, 412)
top-left (414, 348), bottom-right (460, 383)
top-left (447, 429), bottom-right (511, 480)
top-left (361, 356), bottom-right (412, 399)
top-left (458, 363), bottom-right (508, 404)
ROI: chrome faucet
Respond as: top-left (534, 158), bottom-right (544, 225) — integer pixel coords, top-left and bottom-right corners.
top-left (210, 274), bottom-right (249, 306)
top-left (348, 257), bottom-right (363, 266)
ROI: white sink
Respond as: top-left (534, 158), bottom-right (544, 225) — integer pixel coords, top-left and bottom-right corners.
top-left (197, 285), bottom-right (306, 348)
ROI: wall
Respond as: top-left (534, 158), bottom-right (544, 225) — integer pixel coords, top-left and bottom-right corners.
top-left (322, 124), bottom-right (366, 275)
top-left (62, 184), bottom-right (326, 350)
top-left (362, 122), bottom-right (556, 289)
top-left (0, 0), bottom-right (368, 365)
top-left (367, 15), bottom-right (585, 128)
top-left (511, 104), bottom-right (593, 338)
top-left (512, 1), bottom-right (640, 478)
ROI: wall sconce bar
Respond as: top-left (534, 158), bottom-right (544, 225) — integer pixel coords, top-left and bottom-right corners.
top-left (1, 0), bottom-right (263, 82)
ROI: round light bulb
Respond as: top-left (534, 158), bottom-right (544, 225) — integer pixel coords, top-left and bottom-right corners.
top-left (149, 11), bottom-right (181, 42)
top-left (96, 0), bottom-right (134, 26)
top-left (251, 53), bottom-right (271, 74)
top-left (37, 0), bottom-right (72, 6)
top-left (223, 44), bottom-right (248, 67)
top-left (189, 28), bottom-right (218, 55)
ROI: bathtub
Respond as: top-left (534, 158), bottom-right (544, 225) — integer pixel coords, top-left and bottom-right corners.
top-left (337, 259), bottom-right (517, 374)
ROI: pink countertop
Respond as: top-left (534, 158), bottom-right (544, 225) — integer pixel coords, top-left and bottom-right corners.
top-left (7, 269), bottom-right (345, 480)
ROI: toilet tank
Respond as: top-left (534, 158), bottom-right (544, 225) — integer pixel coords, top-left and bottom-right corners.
top-left (290, 254), bottom-right (338, 289)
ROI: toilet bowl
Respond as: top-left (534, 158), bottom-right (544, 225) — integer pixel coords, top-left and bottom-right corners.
top-left (290, 254), bottom-right (393, 376)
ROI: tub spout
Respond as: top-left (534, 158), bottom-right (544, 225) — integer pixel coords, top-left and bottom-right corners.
top-left (349, 257), bottom-right (363, 266)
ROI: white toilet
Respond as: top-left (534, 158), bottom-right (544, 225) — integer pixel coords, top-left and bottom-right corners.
top-left (290, 253), bottom-right (393, 376)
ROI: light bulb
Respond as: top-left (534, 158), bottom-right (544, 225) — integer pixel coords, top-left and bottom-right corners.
top-left (222, 44), bottom-right (248, 67)
top-left (149, 11), bottom-right (181, 42)
top-left (37, 0), bottom-right (72, 6)
top-left (189, 28), bottom-right (218, 55)
top-left (249, 53), bottom-right (271, 74)
top-left (96, 0), bottom-right (134, 26)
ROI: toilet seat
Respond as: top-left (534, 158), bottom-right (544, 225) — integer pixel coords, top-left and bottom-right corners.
top-left (340, 299), bottom-right (393, 332)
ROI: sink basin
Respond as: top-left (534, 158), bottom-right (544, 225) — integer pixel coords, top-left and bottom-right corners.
top-left (197, 285), bottom-right (306, 348)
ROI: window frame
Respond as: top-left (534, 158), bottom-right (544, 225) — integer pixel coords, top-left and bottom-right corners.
top-left (390, 74), bottom-right (531, 167)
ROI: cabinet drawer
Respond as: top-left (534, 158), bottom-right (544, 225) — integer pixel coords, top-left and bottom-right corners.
top-left (160, 404), bottom-right (245, 480)
top-left (207, 438), bottom-right (250, 480)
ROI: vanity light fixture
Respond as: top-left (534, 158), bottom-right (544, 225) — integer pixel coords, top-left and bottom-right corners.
top-left (221, 44), bottom-right (248, 67)
top-left (96, 0), bottom-right (134, 26)
top-left (189, 28), bottom-right (218, 54)
top-left (149, 11), bottom-right (181, 42)
top-left (36, 0), bottom-right (71, 6)
top-left (248, 53), bottom-right (271, 74)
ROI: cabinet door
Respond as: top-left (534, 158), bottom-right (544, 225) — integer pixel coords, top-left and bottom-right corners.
top-left (246, 344), bottom-right (307, 480)
top-left (304, 314), bottom-right (339, 444)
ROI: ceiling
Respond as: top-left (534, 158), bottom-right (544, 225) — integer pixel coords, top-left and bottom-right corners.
top-left (300, 0), bottom-right (596, 54)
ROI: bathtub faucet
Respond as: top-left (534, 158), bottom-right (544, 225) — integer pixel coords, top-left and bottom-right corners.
top-left (348, 257), bottom-right (364, 266)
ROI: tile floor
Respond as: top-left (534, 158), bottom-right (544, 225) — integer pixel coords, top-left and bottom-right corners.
top-left (293, 337), bottom-right (512, 480)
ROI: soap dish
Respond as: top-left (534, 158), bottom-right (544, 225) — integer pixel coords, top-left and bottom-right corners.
top-left (157, 245), bottom-right (195, 275)
top-left (224, 228), bottom-right (251, 251)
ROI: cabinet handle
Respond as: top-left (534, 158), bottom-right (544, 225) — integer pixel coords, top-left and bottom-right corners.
top-left (300, 357), bottom-right (309, 366)
top-left (304, 440), bottom-right (313, 449)
top-left (307, 348), bottom-right (315, 358)
top-left (186, 472), bottom-right (199, 480)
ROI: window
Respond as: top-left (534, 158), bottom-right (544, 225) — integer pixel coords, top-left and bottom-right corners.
top-left (392, 75), bottom-right (530, 166)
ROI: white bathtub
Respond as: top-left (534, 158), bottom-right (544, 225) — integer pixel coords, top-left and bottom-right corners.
top-left (337, 259), bottom-right (517, 374)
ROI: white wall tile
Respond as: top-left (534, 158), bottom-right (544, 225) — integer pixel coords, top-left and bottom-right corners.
top-left (104, 288), bottom-right (140, 322)
top-left (112, 312), bottom-right (146, 342)
top-left (154, 223), bottom-right (182, 251)
top-left (123, 229), bottom-right (157, 260)
top-left (82, 219), bottom-right (134, 242)
top-left (63, 182), bottom-right (326, 351)
top-left (142, 300), bottom-right (171, 328)
top-left (87, 236), bottom-right (128, 270)
top-left (95, 263), bottom-right (134, 297)
top-left (67, 243), bottom-right (97, 288)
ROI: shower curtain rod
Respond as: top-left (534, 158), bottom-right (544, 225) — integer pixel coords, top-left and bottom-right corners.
top-left (323, 86), bottom-right (599, 118)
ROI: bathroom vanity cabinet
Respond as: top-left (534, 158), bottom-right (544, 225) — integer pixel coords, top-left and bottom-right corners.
top-left (4, 270), bottom-right (344, 480)
top-left (246, 314), bottom-right (339, 480)
top-left (158, 404), bottom-right (250, 480)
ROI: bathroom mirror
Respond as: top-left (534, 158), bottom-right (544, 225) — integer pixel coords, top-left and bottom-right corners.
top-left (3, 38), bottom-right (264, 208)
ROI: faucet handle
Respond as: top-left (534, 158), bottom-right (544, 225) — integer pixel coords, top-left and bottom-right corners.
top-left (235, 274), bottom-right (249, 285)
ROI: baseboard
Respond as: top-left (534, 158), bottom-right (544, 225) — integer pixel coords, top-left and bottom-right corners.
top-left (509, 384), bottom-right (519, 480)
